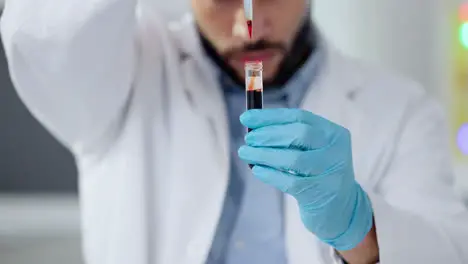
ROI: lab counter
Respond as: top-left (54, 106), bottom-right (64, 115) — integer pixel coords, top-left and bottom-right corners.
top-left (0, 194), bottom-right (83, 264)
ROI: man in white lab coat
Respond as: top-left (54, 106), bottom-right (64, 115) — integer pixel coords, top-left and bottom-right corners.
top-left (1, 0), bottom-right (468, 263)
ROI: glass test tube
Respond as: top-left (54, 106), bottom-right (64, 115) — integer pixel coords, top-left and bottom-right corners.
top-left (245, 61), bottom-right (264, 133)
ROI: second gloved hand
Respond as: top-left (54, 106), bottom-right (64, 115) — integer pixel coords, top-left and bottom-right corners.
top-left (238, 108), bottom-right (373, 250)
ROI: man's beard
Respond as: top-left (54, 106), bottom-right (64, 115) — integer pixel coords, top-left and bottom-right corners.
top-left (198, 18), bottom-right (316, 90)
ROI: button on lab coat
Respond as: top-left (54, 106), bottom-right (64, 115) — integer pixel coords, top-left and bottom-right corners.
top-left (2, 1), bottom-right (468, 263)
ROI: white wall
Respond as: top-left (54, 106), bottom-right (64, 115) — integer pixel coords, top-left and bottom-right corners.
top-left (314, 0), bottom-right (444, 95)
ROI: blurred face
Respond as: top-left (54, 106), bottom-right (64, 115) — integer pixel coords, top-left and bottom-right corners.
top-left (192, 0), bottom-right (308, 82)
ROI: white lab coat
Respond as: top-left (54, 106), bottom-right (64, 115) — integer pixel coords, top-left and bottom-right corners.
top-left (2, 1), bottom-right (468, 264)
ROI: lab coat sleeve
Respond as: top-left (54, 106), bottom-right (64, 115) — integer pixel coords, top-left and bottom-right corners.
top-left (365, 93), bottom-right (468, 263)
top-left (0, 0), bottom-right (138, 153)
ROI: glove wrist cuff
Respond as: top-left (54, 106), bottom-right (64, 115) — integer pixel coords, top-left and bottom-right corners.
top-left (322, 184), bottom-right (374, 251)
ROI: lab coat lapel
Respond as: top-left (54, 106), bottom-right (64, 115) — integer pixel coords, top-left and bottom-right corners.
top-left (166, 15), bottom-right (230, 264)
top-left (176, 15), bottom-right (230, 175)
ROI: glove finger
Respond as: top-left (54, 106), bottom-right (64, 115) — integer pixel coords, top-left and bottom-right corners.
top-left (238, 145), bottom-right (306, 175)
top-left (245, 123), bottom-right (332, 150)
top-left (240, 108), bottom-right (329, 129)
top-left (239, 140), bottom-right (350, 177)
top-left (251, 165), bottom-right (301, 194)
top-left (238, 145), bottom-right (314, 176)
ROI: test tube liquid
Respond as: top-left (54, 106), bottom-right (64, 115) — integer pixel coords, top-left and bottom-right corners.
top-left (245, 61), bottom-right (263, 133)
top-left (245, 61), bottom-right (263, 169)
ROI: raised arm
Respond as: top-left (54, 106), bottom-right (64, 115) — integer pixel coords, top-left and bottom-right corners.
top-left (1, 0), bottom-right (138, 153)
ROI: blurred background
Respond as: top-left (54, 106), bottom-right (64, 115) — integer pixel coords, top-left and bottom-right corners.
top-left (0, 0), bottom-right (467, 263)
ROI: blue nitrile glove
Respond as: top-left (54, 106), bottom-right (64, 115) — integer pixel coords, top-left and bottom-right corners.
top-left (238, 108), bottom-right (373, 250)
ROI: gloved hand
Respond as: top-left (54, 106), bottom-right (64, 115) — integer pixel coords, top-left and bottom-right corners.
top-left (238, 108), bottom-right (374, 250)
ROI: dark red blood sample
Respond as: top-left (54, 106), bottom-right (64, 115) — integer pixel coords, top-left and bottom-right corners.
top-left (246, 20), bottom-right (252, 38)
top-left (246, 89), bottom-right (262, 168)
top-left (246, 89), bottom-right (263, 132)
